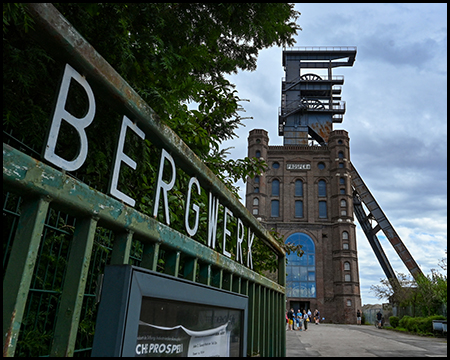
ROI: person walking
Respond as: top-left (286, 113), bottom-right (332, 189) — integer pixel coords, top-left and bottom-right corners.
top-left (376, 310), bottom-right (382, 329)
top-left (303, 309), bottom-right (308, 331)
top-left (356, 309), bottom-right (362, 325)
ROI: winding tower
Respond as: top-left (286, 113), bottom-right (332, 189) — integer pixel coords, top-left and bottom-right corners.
top-left (279, 47), bottom-right (356, 145)
top-left (247, 47), bottom-right (424, 323)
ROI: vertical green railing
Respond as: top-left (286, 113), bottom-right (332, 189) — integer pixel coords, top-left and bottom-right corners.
top-left (3, 3), bottom-right (286, 357)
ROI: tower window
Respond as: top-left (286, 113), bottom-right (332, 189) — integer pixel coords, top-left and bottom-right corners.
top-left (252, 208), bottom-right (259, 215)
top-left (339, 177), bottom-right (345, 185)
top-left (295, 200), bottom-right (303, 218)
top-left (255, 150), bottom-right (261, 158)
top-left (341, 199), bottom-right (347, 207)
top-left (271, 179), bottom-right (280, 196)
top-left (347, 299), bottom-right (352, 306)
top-left (318, 180), bottom-right (326, 197)
top-left (342, 231), bottom-right (349, 240)
top-left (343, 243), bottom-right (349, 250)
top-left (319, 201), bottom-right (327, 218)
top-left (254, 187), bottom-right (259, 193)
top-left (254, 176), bottom-right (259, 184)
top-left (253, 198), bottom-right (259, 206)
top-left (344, 261), bottom-right (351, 271)
top-left (318, 162), bottom-right (325, 170)
top-left (338, 151), bottom-right (344, 158)
top-left (295, 179), bottom-right (303, 196)
top-left (271, 200), bottom-right (280, 217)
top-left (272, 162), bottom-right (280, 169)
top-left (345, 274), bottom-right (351, 282)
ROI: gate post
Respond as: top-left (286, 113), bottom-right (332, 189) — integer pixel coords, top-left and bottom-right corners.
top-left (3, 197), bottom-right (50, 357)
top-left (50, 217), bottom-right (98, 357)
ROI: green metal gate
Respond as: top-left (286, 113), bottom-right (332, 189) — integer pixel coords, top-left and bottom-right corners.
top-left (3, 4), bottom-right (286, 357)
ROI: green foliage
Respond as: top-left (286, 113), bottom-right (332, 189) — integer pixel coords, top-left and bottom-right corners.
top-left (389, 316), bottom-right (400, 328)
top-left (397, 315), bottom-right (446, 335)
top-left (4, 5), bottom-right (301, 354)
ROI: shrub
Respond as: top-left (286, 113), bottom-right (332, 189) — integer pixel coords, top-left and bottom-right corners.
top-left (389, 316), bottom-right (400, 328)
top-left (398, 315), bottom-right (446, 334)
top-left (399, 315), bottom-right (411, 330)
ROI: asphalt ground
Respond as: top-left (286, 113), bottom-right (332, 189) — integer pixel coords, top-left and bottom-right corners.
top-left (285, 323), bottom-right (447, 357)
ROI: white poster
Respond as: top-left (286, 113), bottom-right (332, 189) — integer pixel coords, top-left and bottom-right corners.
top-left (137, 322), bottom-right (230, 357)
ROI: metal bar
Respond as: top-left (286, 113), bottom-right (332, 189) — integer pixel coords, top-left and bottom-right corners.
top-left (164, 250), bottom-right (180, 277)
top-left (110, 230), bottom-right (133, 265)
top-left (3, 144), bottom-right (284, 292)
top-left (211, 268), bottom-right (223, 288)
top-left (353, 194), bottom-right (400, 289)
top-left (50, 217), bottom-right (98, 357)
top-left (247, 282), bottom-right (255, 356)
top-left (182, 257), bottom-right (198, 281)
top-left (3, 197), bottom-right (50, 357)
top-left (140, 242), bottom-right (160, 271)
top-left (23, 3), bottom-right (284, 258)
top-left (350, 163), bottom-right (424, 281)
top-left (198, 263), bottom-right (211, 286)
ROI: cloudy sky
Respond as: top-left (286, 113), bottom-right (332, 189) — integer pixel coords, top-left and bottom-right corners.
top-left (221, 3), bottom-right (447, 305)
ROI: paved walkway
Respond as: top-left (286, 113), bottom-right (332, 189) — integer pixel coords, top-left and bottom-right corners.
top-left (286, 323), bottom-right (447, 357)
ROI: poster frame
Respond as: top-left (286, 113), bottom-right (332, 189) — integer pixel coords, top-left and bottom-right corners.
top-left (92, 265), bottom-right (248, 357)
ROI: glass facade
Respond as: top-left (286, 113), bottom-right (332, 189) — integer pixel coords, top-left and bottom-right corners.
top-left (285, 233), bottom-right (316, 298)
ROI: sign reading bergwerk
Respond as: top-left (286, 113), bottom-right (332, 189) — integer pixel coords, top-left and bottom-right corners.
top-left (286, 163), bottom-right (311, 170)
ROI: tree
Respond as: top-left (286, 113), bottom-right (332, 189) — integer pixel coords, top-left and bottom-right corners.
top-left (415, 251), bottom-right (447, 316)
top-left (370, 253), bottom-right (448, 317)
top-left (3, 3), bottom-right (302, 268)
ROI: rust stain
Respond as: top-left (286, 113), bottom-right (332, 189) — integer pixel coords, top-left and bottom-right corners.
top-left (309, 121), bottom-right (332, 143)
top-left (3, 309), bottom-right (16, 357)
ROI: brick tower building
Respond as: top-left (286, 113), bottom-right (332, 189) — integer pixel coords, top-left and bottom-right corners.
top-left (245, 47), bottom-right (361, 324)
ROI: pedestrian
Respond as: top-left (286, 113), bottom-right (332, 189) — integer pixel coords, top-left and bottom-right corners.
top-left (314, 309), bottom-right (320, 324)
top-left (288, 308), bottom-right (294, 330)
top-left (285, 311), bottom-right (289, 330)
top-left (296, 309), bottom-right (302, 331)
top-left (307, 308), bottom-right (312, 322)
top-left (356, 309), bottom-right (361, 325)
top-left (376, 310), bottom-right (382, 329)
top-left (303, 309), bottom-right (308, 331)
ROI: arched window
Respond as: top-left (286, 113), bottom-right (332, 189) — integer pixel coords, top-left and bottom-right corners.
top-left (295, 200), bottom-right (303, 218)
top-left (271, 179), bottom-right (280, 196)
top-left (271, 200), bottom-right (279, 217)
top-left (318, 180), bottom-right (326, 197)
top-left (295, 179), bottom-right (303, 196)
top-left (338, 151), bottom-right (344, 159)
top-left (339, 177), bottom-right (345, 185)
top-left (341, 199), bottom-right (347, 207)
top-left (342, 231), bottom-right (349, 240)
top-left (255, 150), bottom-right (261, 158)
top-left (344, 261), bottom-right (351, 271)
top-left (253, 198), bottom-right (259, 206)
top-left (285, 233), bottom-right (316, 298)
